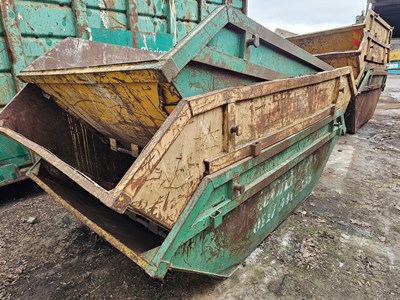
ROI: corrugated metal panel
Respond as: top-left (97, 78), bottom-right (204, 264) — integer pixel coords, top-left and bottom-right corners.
top-left (1, 0), bottom-right (247, 103)
top-left (0, 0), bottom-right (246, 187)
top-left (0, 19), bottom-right (15, 107)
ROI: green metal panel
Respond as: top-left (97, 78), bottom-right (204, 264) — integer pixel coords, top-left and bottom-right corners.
top-left (91, 29), bottom-right (174, 52)
top-left (249, 43), bottom-right (320, 77)
top-left (0, 74), bottom-right (15, 106)
top-left (0, 135), bottom-right (32, 187)
top-left (147, 114), bottom-right (345, 278)
top-left (0, 0), bottom-right (246, 98)
top-left (20, 110), bottom-right (345, 279)
top-left (345, 68), bottom-right (387, 133)
top-left (0, 5), bottom-right (32, 187)
top-left (388, 61), bottom-right (400, 74)
top-left (0, 1), bottom-right (350, 277)
top-left (167, 124), bottom-right (338, 276)
top-left (0, 0), bottom-right (246, 187)
top-left (168, 7), bottom-right (330, 98)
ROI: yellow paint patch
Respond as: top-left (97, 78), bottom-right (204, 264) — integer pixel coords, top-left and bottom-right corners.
top-left (390, 50), bottom-right (400, 62)
top-left (25, 70), bottom-right (182, 148)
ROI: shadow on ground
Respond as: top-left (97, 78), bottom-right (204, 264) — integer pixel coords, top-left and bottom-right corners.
top-left (1, 180), bottom-right (42, 204)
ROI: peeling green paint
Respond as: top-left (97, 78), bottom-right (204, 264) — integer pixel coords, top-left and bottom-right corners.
top-left (145, 112), bottom-right (345, 278)
top-left (0, 0), bottom-right (245, 187)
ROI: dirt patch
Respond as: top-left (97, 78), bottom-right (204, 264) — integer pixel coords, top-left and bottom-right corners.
top-left (1, 77), bottom-right (400, 299)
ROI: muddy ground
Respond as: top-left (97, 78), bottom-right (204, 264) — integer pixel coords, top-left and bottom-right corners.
top-left (1, 76), bottom-right (399, 300)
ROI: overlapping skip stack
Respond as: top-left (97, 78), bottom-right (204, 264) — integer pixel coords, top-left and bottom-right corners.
top-left (287, 10), bottom-right (393, 133)
top-left (0, 1), bottom-right (391, 278)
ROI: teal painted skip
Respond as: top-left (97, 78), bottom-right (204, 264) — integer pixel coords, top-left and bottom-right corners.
top-left (357, 68), bottom-right (387, 94)
top-left (357, 69), bottom-right (374, 93)
top-left (139, 111), bottom-right (346, 279)
top-left (0, 1), bottom-right (330, 187)
top-left (0, 0), bottom-right (245, 186)
top-left (166, 6), bottom-right (330, 98)
top-left (388, 61), bottom-right (400, 74)
top-left (0, 135), bottom-right (32, 186)
top-left (0, 12), bottom-right (32, 185)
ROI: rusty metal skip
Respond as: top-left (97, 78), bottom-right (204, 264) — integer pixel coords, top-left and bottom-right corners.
top-left (0, 3), bottom-right (356, 278)
top-left (287, 10), bottom-right (393, 133)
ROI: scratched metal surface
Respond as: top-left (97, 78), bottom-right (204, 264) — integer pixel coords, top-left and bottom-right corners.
top-left (24, 38), bottom-right (162, 71)
top-left (17, 5), bottom-right (332, 149)
top-left (0, 65), bottom-right (352, 278)
top-left (288, 10), bottom-right (392, 81)
top-left (0, 0), bottom-right (246, 187)
top-left (25, 107), bottom-right (345, 279)
top-left (288, 10), bottom-right (392, 133)
top-left (0, 0), bottom-right (353, 279)
top-left (0, 67), bottom-right (354, 229)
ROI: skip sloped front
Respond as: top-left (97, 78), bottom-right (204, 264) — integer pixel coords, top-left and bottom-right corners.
top-left (287, 10), bottom-right (393, 133)
top-left (0, 67), bottom-right (354, 278)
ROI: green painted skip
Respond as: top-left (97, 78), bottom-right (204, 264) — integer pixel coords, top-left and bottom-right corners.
top-left (147, 112), bottom-right (344, 278)
top-left (357, 69), bottom-right (387, 93)
top-left (0, 11), bottom-right (31, 186)
top-left (168, 7), bottom-right (324, 98)
top-left (91, 29), bottom-right (174, 53)
top-left (357, 69), bottom-right (374, 92)
top-left (0, 134), bottom-right (31, 186)
top-left (0, 0), bottom-right (244, 186)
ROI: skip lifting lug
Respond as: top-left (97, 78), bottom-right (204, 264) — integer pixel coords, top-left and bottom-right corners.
top-left (333, 113), bottom-right (347, 135)
top-left (232, 172), bottom-right (245, 197)
top-left (246, 34), bottom-right (260, 48)
top-left (230, 125), bottom-right (242, 136)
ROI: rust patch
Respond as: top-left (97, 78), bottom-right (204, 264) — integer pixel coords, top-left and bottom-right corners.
top-left (0, 84), bottom-right (135, 190)
top-left (127, 0), bottom-right (139, 48)
top-left (23, 38), bottom-right (161, 71)
top-left (345, 88), bottom-right (382, 133)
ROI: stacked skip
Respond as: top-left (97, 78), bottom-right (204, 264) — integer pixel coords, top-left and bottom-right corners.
top-left (0, 3), bottom-right (356, 278)
top-left (287, 10), bottom-right (393, 133)
top-left (0, 0), bottom-right (246, 187)
top-left (371, 0), bottom-right (400, 75)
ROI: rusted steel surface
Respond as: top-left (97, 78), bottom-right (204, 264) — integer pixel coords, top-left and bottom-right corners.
top-left (0, 1), bottom-right (33, 187)
top-left (0, 0), bottom-right (248, 103)
top-left (17, 6), bottom-right (332, 148)
top-left (126, 0), bottom-right (139, 48)
top-left (0, 1), bottom-right (355, 278)
top-left (315, 51), bottom-right (362, 81)
top-left (0, 84), bottom-right (135, 190)
top-left (0, 66), bottom-right (355, 228)
top-left (0, 64), bottom-right (353, 278)
top-left (287, 9), bottom-right (392, 133)
top-left (345, 88), bottom-right (382, 133)
top-left (72, 0), bottom-right (90, 39)
top-left (288, 25), bottom-right (366, 79)
top-left (288, 24), bottom-right (365, 56)
top-left (0, 0), bottom-right (26, 92)
top-left (25, 38), bottom-right (162, 71)
top-left (288, 10), bottom-right (392, 81)
top-left (0, 0), bottom-right (248, 187)
top-left (168, 135), bottom-right (336, 276)
top-left (27, 105), bottom-right (346, 279)
top-left (345, 71), bottom-right (387, 133)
